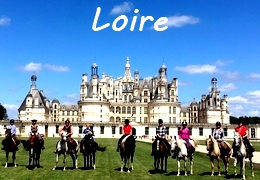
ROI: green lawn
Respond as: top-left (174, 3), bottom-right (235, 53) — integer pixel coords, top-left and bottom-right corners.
top-left (0, 137), bottom-right (259, 180)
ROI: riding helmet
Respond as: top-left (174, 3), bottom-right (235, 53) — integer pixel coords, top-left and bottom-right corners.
top-left (31, 119), bottom-right (37, 122)
top-left (216, 121), bottom-right (221, 127)
top-left (182, 121), bottom-right (187, 126)
top-left (158, 119), bottom-right (163, 124)
top-left (10, 119), bottom-right (14, 124)
top-left (124, 119), bottom-right (130, 124)
top-left (65, 119), bottom-right (70, 123)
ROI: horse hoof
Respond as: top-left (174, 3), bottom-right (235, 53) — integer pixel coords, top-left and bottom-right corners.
top-left (211, 174), bottom-right (214, 176)
top-left (185, 174), bottom-right (187, 176)
top-left (177, 174), bottom-right (180, 176)
top-left (218, 174), bottom-right (221, 176)
top-left (127, 170), bottom-right (130, 173)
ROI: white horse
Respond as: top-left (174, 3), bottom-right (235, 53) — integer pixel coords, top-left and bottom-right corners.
top-left (233, 131), bottom-right (254, 179)
top-left (171, 136), bottom-right (198, 176)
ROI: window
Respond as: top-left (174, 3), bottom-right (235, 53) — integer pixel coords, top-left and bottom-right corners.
top-left (127, 106), bottom-right (131, 114)
top-left (110, 106), bottom-right (114, 113)
top-left (124, 95), bottom-right (127, 102)
top-left (199, 128), bottom-right (203, 136)
top-left (173, 107), bottom-right (176, 114)
top-left (172, 117), bottom-right (176, 123)
top-left (211, 128), bottom-right (214, 135)
top-left (79, 126), bottom-right (83, 134)
top-left (22, 126), bottom-right (25, 133)
top-left (119, 127), bottom-right (122, 134)
top-left (169, 117), bottom-right (171, 123)
top-left (224, 128), bottom-right (228, 137)
top-left (144, 107), bottom-right (148, 114)
top-left (169, 106), bottom-right (171, 114)
top-left (132, 107), bottom-right (136, 115)
top-left (166, 127), bottom-right (169, 135)
top-left (140, 107), bottom-right (142, 114)
top-left (188, 127), bottom-right (192, 136)
top-left (144, 91), bottom-right (148, 96)
top-left (56, 126), bottom-right (59, 133)
top-left (145, 127), bottom-right (149, 135)
top-left (122, 107), bottom-right (126, 114)
top-left (251, 128), bottom-right (255, 138)
top-left (144, 99), bottom-right (147, 103)
top-left (100, 126), bottom-right (104, 134)
top-left (144, 117), bottom-right (147, 123)
top-left (112, 126), bottom-right (116, 134)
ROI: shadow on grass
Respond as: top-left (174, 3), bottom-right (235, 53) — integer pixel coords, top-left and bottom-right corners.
top-left (78, 166), bottom-right (95, 170)
top-left (26, 165), bottom-right (43, 170)
top-left (52, 166), bottom-right (77, 171)
top-left (114, 167), bottom-right (133, 172)
top-left (198, 171), bottom-right (242, 179)
top-left (165, 170), bottom-right (192, 176)
top-left (148, 169), bottom-right (166, 174)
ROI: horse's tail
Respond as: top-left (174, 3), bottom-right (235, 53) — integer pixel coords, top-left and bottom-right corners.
top-left (225, 141), bottom-right (233, 156)
top-left (21, 140), bottom-right (29, 151)
top-left (97, 146), bottom-right (106, 152)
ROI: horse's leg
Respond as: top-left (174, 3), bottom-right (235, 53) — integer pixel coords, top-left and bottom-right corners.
top-left (190, 154), bottom-right (193, 175)
top-left (165, 157), bottom-right (168, 173)
top-left (52, 154), bottom-right (59, 170)
top-left (93, 153), bottom-right (96, 169)
top-left (83, 155), bottom-right (86, 169)
top-left (13, 151), bottom-right (17, 167)
top-left (127, 157), bottom-right (130, 173)
top-left (63, 154), bottom-right (66, 171)
top-left (5, 151), bottom-right (8, 168)
top-left (70, 153), bottom-right (76, 169)
top-left (233, 157), bottom-right (237, 176)
top-left (177, 159), bottom-right (181, 176)
top-left (87, 155), bottom-right (90, 168)
top-left (184, 157), bottom-right (187, 176)
top-left (75, 154), bottom-right (78, 169)
top-left (120, 155), bottom-right (124, 172)
top-left (250, 157), bottom-right (254, 177)
top-left (241, 157), bottom-right (245, 179)
top-left (210, 157), bottom-right (214, 176)
top-left (160, 157), bottom-right (164, 173)
top-left (217, 157), bottom-right (221, 176)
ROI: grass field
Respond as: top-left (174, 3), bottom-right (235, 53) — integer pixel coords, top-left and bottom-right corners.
top-left (0, 137), bottom-right (259, 180)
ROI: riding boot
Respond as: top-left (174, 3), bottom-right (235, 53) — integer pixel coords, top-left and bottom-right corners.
top-left (116, 144), bottom-right (120, 152)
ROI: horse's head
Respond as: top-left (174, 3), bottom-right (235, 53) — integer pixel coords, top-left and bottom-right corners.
top-left (60, 130), bottom-right (67, 141)
top-left (233, 131), bottom-right (242, 147)
top-left (5, 128), bottom-right (12, 139)
top-left (205, 135), bottom-right (213, 151)
top-left (171, 136), bottom-right (178, 151)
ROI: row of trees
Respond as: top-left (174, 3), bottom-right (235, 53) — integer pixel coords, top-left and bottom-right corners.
top-left (0, 103), bottom-right (8, 120)
top-left (230, 116), bottom-right (260, 125)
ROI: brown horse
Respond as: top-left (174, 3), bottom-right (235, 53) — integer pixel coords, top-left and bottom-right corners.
top-left (21, 133), bottom-right (42, 169)
top-left (205, 135), bottom-right (232, 176)
top-left (2, 129), bottom-right (20, 168)
top-left (153, 137), bottom-right (168, 173)
top-left (80, 132), bottom-right (106, 169)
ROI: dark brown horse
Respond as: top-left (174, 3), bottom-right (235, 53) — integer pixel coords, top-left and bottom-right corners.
top-left (2, 129), bottom-right (20, 168)
top-left (80, 133), bottom-right (106, 169)
top-left (119, 135), bottom-right (136, 173)
top-left (153, 137), bottom-right (168, 173)
top-left (21, 133), bottom-right (42, 169)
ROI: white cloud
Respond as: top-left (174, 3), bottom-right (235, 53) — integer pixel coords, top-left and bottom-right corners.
top-left (219, 71), bottom-right (240, 80)
top-left (228, 96), bottom-right (249, 104)
top-left (20, 62), bottom-right (42, 72)
top-left (247, 73), bottom-right (260, 79)
top-left (245, 90), bottom-right (260, 98)
top-left (0, 16), bottom-right (11, 26)
top-left (44, 64), bottom-right (70, 72)
top-left (3, 104), bottom-right (18, 119)
top-left (63, 94), bottom-right (79, 104)
top-left (218, 83), bottom-right (237, 92)
top-left (110, 2), bottom-right (133, 15)
top-left (165, 15), bottom-right (200, 28)
top-left (175, 64), bottom-right (217, 74)
top-left (178, 81), bottom-right (191, 86)
top-left (215, 59), bottom-right (232, 66)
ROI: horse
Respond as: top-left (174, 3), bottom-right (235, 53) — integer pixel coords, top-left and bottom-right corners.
top-left (53, 131), bottom-right (79, 171)
top-left (233, 131), bottom-right (254, 179)
top-left (2, 129), bottom-right (20, 168)
top-left (152, 137), bottom-right (169, 173)
top-left (80, 132), bottom-right (106, 169)
top-left (119, 135), bottom-right (136, 173)
top-left (205, 135), bottom-right (232, 176)
top-left (21, 133), bottom-right (42, 169)
top-left (171, 136), bottom-right (198, 176)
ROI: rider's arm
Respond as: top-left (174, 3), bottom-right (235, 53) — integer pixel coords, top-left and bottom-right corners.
top-left (68, 126), bottom-right (73, 136)
top-left (58, 127), bottom-right (63, 135)
top-left (129, 126), bottom-right (132, 135)
top-left (244, 128), bottom-right (248, 138)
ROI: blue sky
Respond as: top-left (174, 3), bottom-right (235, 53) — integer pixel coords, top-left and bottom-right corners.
top-left (1, 0), bottom-right (260, 119)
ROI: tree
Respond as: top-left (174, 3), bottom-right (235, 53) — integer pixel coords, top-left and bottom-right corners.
top-left (0, 103), bottom-right (8, 120)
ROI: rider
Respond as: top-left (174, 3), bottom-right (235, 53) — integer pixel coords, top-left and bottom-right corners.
top-left (172, 121), bottom-right (192, 158)
top-left (2, 119), bottom-right (19, 151)
top-left (151, 119), bottom-right (171, 156)
top-left (80, 123), bottom-right (99, 151)
top-left (54, 119), bottom-right (75, 154)
top-left (211, 121), bottom-right (230, 156)
top-left (233, 120), bottom-right (255, 157)
top-left (116, 119), bottom-right (132, 152)
top-left (30, 119), bottom-right (45, 150)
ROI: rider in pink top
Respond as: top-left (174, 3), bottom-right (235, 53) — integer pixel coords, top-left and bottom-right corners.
top-left (178, 121), bottom-right (192, 149)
